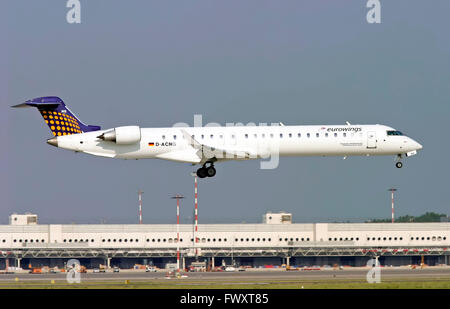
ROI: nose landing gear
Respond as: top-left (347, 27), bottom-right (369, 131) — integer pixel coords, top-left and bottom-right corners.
top-left (395, 154), bottom-right (403, 168)
top-left (196, 163), bottom-right (216, 178)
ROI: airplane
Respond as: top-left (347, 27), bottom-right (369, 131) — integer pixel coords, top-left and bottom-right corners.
top-left (13, 96), bottom-right (423, 178)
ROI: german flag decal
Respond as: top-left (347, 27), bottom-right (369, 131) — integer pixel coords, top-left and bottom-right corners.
top-left (148, 142), bottom-right (155, 146)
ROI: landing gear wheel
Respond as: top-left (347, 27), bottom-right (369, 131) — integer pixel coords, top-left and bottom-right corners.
top-left (206, 166), bottom-right (216, 177)
top-left (395, 162), bottom-right (403, 169)
top-left (196, 167), bottom-right (207, 178)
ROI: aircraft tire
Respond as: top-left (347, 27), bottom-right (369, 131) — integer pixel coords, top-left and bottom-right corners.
top-left (197, 167), bottom-right (208, 178)
top-left (395, 162), bottom-right (403, 168)
top-left (206, 166), bottom-right (216, 177)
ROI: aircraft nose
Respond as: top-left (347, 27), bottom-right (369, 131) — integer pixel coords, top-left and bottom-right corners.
top-left (417, 142), bottom-right (423, 150)
top-left (47, 137), bottom-right (58, 147)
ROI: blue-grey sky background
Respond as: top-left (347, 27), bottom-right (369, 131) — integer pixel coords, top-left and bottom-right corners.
top-left (2, 1), bottom-right (449, 224)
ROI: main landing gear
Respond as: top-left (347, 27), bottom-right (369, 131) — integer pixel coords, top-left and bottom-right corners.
top-left (196, 163), bottom-right (216, 178)
top-left (395, 154), bottom-right (403, 168)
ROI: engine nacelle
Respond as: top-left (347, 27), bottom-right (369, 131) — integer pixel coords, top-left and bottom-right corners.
top-left (98, 126), bottom-right (141, 145)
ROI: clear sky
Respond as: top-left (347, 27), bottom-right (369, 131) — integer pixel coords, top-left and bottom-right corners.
top-left (2, 1), bottom-right (449, 224)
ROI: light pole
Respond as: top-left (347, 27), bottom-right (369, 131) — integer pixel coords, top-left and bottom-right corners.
top-left (171, 194), bottom-right (184, 273)
top-left (191, 172), bottom-right (199, 258)
top-left (388, 188), bottom-right (397, 223)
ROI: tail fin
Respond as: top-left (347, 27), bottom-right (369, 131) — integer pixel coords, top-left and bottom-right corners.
top-left (12, 96), bottom-right (101, 136)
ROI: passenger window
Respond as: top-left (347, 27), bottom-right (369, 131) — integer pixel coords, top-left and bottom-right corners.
top-left (210, 134), bottom-right (213, 139)
top-left (334, 133), bottom-right (337, 137)
top-left (173, 135), bottom-right (177, 140)
top-left (280, 133), bottom-right (283, 138)
top-left (245, 134), bottom-right (248, 139)
top-left (325, 133), bottom-right (328, 137)
top-left (289, 133), bottom-right (292, 138)
top-left (298, 133), bottom-right (301, 138)
top-left (316, 133), bottom-right (319, 138)
top-left (307, 133), bottom-right (310, 138)
top-left (343, 133), bottom-right (347, 137)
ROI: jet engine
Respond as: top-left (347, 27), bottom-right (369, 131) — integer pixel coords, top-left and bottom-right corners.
top-left (97, 126), bottom-right (141, 145)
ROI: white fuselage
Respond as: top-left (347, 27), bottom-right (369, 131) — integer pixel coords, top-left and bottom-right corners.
top-left (54, 124), bottom-right (423, 164)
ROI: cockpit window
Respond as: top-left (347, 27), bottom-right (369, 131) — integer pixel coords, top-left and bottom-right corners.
top-left (387, 130), bottom-right (403, 136)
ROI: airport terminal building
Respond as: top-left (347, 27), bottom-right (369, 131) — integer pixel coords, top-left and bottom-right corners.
top-left (1, 213), bottom-right (449, 270)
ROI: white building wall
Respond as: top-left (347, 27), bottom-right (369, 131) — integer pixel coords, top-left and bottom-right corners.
top-left (0, 223), bottom-right (448, 249)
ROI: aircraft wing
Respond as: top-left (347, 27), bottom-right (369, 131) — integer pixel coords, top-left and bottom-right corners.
top-left (180, 129), bottom-right (255, 165)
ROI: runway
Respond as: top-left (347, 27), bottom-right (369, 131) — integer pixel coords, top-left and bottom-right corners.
top-left (1, 267), bottom-right (449, 282)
